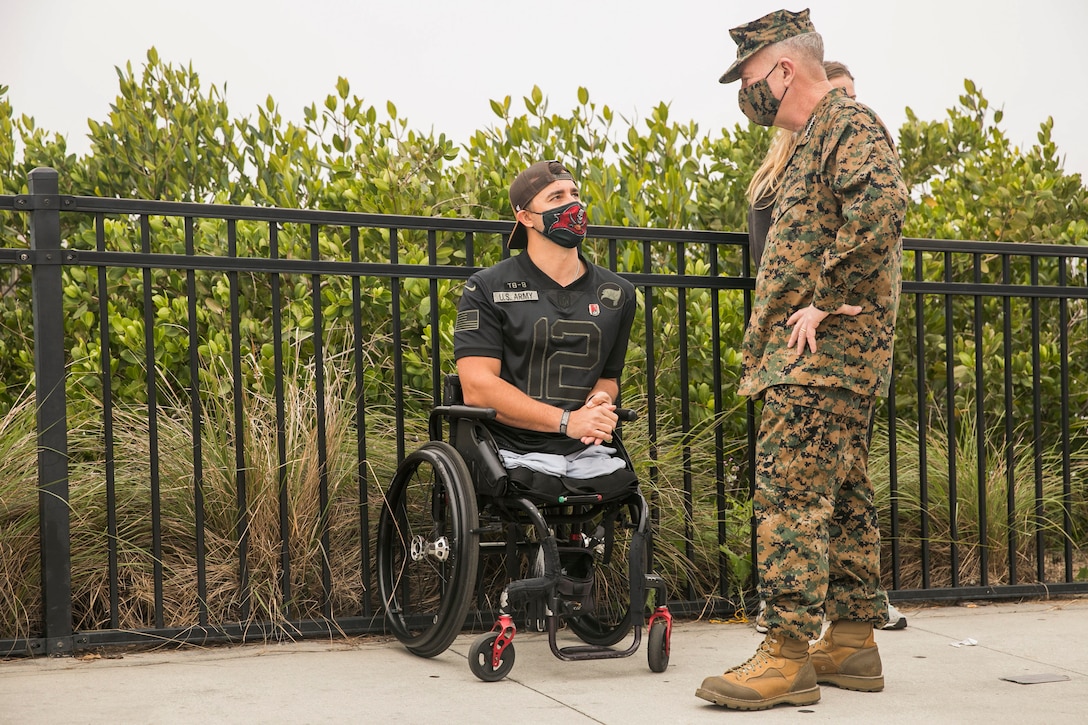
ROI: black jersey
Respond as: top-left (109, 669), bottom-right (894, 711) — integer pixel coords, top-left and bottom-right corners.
top-left (454, 251), bottom-right (637, 455)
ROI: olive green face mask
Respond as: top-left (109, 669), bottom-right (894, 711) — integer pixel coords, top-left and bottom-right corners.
top-left (738, 62), bottom-right (786, 126)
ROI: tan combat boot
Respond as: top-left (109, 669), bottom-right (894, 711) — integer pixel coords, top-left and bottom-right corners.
top-left (809, 620), bottom-right (884, 691)
top-left (696, 634), bottom-right (820, 711)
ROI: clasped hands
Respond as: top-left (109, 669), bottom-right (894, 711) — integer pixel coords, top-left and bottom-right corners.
top-left (565, 392), bottom-right (618, 446)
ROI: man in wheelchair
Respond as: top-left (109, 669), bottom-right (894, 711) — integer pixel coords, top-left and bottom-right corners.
top-left (377, 159), bottom-right (669, 680)
top-left (376, 159), bottom-right (666, 679)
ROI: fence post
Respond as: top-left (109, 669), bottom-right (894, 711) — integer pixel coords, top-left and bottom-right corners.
top-left (27, 167), bottom-right (73, 655)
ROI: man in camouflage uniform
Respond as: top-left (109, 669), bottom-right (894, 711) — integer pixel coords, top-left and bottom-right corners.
top-left (696, 8), bottom-right (907, 711)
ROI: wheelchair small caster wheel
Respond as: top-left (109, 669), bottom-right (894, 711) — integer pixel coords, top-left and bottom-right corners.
top-left (469, 632), bottom-right (516, 682)
top-left (647, 619), bottom-right (670, 672)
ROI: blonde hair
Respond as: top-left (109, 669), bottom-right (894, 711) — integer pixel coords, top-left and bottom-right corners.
top-left (747, 130), bottom-right (798, 206)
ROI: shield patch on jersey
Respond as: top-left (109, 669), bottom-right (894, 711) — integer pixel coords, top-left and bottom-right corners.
top-left (597, 282), bottom-right (624, 310)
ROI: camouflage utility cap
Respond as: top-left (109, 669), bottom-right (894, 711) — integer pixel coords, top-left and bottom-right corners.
top-left (719, 8), bottom-right (815, 84)
top-left (507, 160), bottom-right (575, 249)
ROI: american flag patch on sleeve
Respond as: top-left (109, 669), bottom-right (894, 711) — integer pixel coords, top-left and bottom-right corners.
top-left (455, 309), bottom-right (480, 332)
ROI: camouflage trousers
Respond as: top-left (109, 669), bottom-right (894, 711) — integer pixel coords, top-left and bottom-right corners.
top-left (755, 384), bottom-right (889, 642)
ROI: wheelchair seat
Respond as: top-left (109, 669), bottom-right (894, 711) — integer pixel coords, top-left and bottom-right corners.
top-left (504, 465), bottom-right (638, 505)
top-left (439, 374), bottom-right (638, 505)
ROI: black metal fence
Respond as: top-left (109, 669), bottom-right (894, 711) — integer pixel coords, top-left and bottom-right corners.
top-left (1, 167), bottom-right (1086, 656)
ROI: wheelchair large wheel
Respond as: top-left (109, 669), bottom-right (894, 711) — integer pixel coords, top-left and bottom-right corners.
top-left (567, 500), bottom-right (643, 647)
top-left (377, 441), bottom-right (479, 658)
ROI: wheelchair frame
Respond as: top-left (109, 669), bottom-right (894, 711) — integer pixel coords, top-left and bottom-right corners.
top-left (376, 376), bottom-right (673, 681)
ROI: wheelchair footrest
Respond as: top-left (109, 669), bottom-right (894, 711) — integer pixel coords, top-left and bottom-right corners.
top-left (551, 628), bottom-right (642, 662)
top-left (557, 644), bottom-right (620, 656)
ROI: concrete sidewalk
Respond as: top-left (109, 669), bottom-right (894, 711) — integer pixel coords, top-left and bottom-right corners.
top-left (2, 598), bottom-right (1085, 724)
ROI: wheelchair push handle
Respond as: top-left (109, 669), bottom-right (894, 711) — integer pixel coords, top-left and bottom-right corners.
top-left (429, 404), bottom-right (497, 442)
top-left (434, 404), bottom-right (498, 421)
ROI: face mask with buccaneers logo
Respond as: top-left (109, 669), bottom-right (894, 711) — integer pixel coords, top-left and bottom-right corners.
top-left (532, 201), bottom-right (588, 248)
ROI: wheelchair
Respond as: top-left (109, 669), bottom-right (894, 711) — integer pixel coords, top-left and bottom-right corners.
top-left (376, 375), bottom-right (672, 681)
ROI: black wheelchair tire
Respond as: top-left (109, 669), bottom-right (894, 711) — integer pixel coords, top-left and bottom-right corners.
top-left (647, 618), bottom-right (669, 672)
top-left (377, 441), bottom-right (479, 658)
top-left (468, 632), bottom-right (516, 682)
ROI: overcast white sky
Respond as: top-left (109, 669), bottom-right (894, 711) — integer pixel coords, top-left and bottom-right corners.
top-left (3, 0), bottom-right (1087, 181)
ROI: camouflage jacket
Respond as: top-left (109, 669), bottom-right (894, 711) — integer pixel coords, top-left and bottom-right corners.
top-left (738, 88), bottom-right (907, 400)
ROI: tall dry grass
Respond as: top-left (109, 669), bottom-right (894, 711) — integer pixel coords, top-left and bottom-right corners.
top-left (1, 344), bottom-right (407, 642)
top-left (616, 397), bottom-right (752, 611)
top-left (870, 410), bottom-right (1088, 589)
top-left (0, 388), bottom-right (40, 641)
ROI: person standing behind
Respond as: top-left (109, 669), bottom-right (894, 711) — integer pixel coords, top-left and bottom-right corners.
top-left (696, 8), bottom-right (907, 711)
top-left (454, 160), bottom-right (637, 479)
top-left (824, 61), bottom-right (856, 98)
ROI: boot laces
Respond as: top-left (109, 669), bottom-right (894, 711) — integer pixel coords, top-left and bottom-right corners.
top-left (726, 639), bottom-right (775, 676)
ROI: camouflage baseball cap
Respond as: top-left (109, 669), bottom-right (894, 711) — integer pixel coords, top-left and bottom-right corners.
top-left (507, 160), bottom-right (574, 249)
top-left (719, 8), bottom-right (815, 84)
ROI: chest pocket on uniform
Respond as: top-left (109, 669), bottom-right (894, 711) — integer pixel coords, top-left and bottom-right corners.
top-left (766, 170), bottom-right (812, 266)
top-left (771, 170), bottom-right (810, 228)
